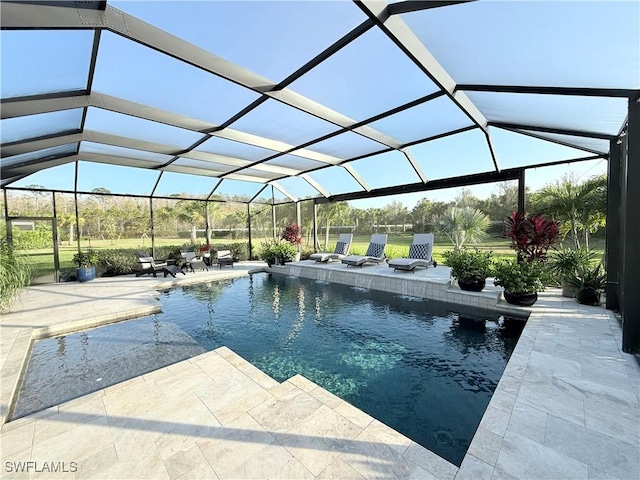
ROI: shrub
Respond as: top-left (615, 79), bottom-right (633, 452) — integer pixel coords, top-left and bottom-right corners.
top-left (566, 263), bottom-right (607, 291)
top-left (96, 249), bottom-right (138, 275)
top-left (154, 245), bottom-right (184, 263)
top-left (493, 259), bottom-right (545, 294)
top-left (229, 242), bottom-right (247, 261)
top-left (300, 247), bottom-right (315, 260)
top-left (281, 223), bottom-right (302, 245)
top-left (259, 240), bottom-right (278, 265)
top-left (95, 245), bottom-right (186, 276)
top-left (259, 240), bottom-right (297, 264)
top-left (0, 238), bottom-right (31, 312)
top-left (443, 248), bottom-right (494, 282)
top-left (505, 212), bottom-right (560, 261)
top-left (274, 241), bottom-right (297, 262)
top-left (73, 249), bottom-right (99, 268)
top-left (547, 247), bottom-right (596, 285)
top-left (12, 228), bottom-right (51, 250)
top-left (566, 263), bottom-right (607, 305)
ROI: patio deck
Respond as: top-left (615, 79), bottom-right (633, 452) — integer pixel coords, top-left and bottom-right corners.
top-left (1, 262), bottom-right (638, 479)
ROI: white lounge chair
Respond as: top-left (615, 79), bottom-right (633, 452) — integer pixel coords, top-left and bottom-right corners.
top-left (341, 234), bottom-right (388, 267)
top-left (309, 233), bottom-right (353, 263)
top-left (388, 233), bottom-right (436, 272)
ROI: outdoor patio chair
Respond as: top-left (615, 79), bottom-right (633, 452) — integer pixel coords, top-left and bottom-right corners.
top-left (309, 233), bottom-right (353, 263)
top-left (135, 256), bottom-right (167, 277)
top-left (388, 233), bottom-right (437, 272)
top-left (215, 249), bottom-right (234, 268)
top-left (341, 234), bottom-right (388, 267)
top-left (181, 251), bottom-right (208, 272)
top-left (135, 256), bottom-right (185, 277)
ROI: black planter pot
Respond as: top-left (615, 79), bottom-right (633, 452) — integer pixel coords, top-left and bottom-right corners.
top-left (503, 291), bottom-right (538, 306)
top-left (575, 287), bottom-right (601, 306)
top-left (458, 278), bottom-right (486, 292)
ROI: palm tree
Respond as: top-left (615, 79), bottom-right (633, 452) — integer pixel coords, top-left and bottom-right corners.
top-left (204, 200), bottom-right (223, 244)
top-left (177, 200), bottom-right (205, 245)
top-left (435, 206), bottom-right (490, 250)
top-left (318, 202), bottom-right (349, 250)
top-left (57, 212), bottom-right (77, 246)
top-left (576, 175), bottom-right (606, 249)
top-left (533, 175), bottom-right (606, 249)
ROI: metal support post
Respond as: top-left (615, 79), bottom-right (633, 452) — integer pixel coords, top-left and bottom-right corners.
top-left (605, 138), bottom-right (621, 311)
top-left (517, 169), bottom-right (525, 214)
top-left (52, 192), bottom-right (60, 282)
top-left (271, 186), bottom-right (277, 240)
top-left (150, 197), bottom-right (155, 258)
top-left (313, 199), bottom-right (318, 252)
top-left (247, 203), bottom-right (253, 260)
top-left (621, 99), bottom-right (640, 353)
top-left (3, 189), bottom-right (10, 245)
top-left (296, 201), bottom-right (302, 255)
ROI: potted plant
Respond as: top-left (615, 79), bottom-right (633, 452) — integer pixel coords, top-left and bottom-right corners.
top-left (493, 259), bottom-right (545, 306)
top-left (547, 247), bottom-right (596, 297)
top-left (566, 263), bottom-right (606, 305)
top-left (229, 242), bottom-right (247, 261)
top-left (259, 241), bottom-right (278, 267)
top-left (443, 248), bottom-right (494, 292)
top-left (274, 240), bottom-right (297, 264)
top-left (73, 249), bottom-right (98, 282)
top-left (260, 240), bottom-right (297, 266)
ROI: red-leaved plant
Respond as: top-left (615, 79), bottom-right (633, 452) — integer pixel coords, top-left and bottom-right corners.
top-left (505, 212), bottom-right (560, 261)
top-left (281, 223), bottom-right (302, 245)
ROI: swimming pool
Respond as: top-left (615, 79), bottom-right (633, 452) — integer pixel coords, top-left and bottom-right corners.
top-left (14, 273), bottom-right (525, 466)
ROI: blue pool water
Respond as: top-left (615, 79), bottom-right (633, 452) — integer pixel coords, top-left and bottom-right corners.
top-left (14, 273), bottom-right (525, 465)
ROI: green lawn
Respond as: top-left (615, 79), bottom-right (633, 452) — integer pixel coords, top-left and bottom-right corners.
top-left (22, 237), bottom-right (251, 278)
top-left (313, 233), bottom-right (516, 264)
top-left (19, 233), bottom-right (605, 281)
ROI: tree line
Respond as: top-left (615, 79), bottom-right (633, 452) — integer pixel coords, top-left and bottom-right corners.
top-left (3, 174), bottom-right (606, 250)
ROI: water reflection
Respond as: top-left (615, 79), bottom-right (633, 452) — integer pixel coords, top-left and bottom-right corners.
top-left (272, 284), bottom-right (280, 319)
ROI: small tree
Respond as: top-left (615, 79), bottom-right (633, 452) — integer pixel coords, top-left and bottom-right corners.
top-left (531, 174), bottom-right (606, 249)
top-left (436, 207), bottom-right (490, 250)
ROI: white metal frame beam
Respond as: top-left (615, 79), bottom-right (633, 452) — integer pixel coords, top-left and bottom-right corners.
top-left (356, 0), bottom-right (500, 172)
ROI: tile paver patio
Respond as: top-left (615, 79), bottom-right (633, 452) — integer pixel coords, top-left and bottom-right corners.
top-left (1, 262), bottom-right (638, 479)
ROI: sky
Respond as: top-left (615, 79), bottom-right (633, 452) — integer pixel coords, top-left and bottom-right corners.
top-left (2, 1), bottom-right (634, 209)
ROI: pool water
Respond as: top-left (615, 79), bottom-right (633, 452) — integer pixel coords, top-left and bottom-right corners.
top-left (14, 273), bottom-right (525, 466)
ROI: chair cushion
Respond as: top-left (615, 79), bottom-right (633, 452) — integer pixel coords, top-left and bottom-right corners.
top-left (409, 243), bottom-right (430, 259)
top-left (365, 243), bottom-right (384, 258)
top-left (334, 241), bottom-right (349, 255)
top-left (182, 252), bottom-right (196, 261)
